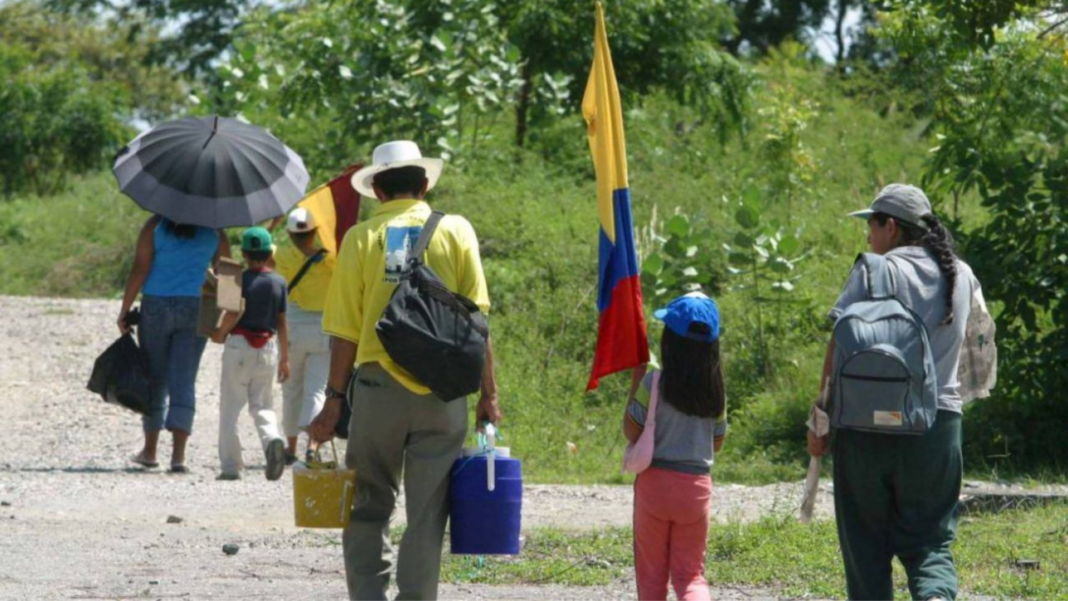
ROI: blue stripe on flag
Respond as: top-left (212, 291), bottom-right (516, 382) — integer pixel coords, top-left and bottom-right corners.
top-left (596, 187), bottom-right (640, 312)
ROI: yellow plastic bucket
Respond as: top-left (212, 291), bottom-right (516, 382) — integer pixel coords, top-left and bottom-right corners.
top-left (292, 442), bottom-right (356, 529)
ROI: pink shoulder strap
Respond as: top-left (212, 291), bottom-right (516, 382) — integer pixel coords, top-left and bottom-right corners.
top-left (646, 371), bottom-right (661, 426)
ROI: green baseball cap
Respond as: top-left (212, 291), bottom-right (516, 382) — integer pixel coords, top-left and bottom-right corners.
top-left (241, 226), bottom-right (274, 252)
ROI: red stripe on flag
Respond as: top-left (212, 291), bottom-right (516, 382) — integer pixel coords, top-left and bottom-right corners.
top-left (328, 164), bottom-right (362, 249)
top-left (587, 274), bottom-right (649, 391)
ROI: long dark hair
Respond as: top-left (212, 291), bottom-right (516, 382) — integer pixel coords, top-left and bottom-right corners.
top-left (873, 212), bottom-right (957, 324)
top-left (161, 218), bottom-right (196, 240)
top-left (659, 326), bottom-right (725, 419)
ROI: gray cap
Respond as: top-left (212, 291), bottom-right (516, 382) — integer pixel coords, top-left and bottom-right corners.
top-left (849, 184), bottom-right (933, 230)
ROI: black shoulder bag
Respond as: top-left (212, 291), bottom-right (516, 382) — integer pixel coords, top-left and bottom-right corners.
top-left (375, 211), bottom-right (489, 401)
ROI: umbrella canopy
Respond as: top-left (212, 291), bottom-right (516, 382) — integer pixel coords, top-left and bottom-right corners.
top-left (113, 116), bottom-right (310, 229)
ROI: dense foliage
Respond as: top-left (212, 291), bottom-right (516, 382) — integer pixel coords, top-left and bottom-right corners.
top-left (880, 1), bottom-right (1068, 469)
top-left (0, 0), bottom-right (185, 194)
top-left (210, 0), bottom-right (753, 176)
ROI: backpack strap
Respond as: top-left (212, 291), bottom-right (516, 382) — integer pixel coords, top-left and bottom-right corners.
top-left (857, 253), bottom-right (896, 300)
top-left (287, 249), bottom-right (327, 293)
top-left (407, 211), bottom-right (446, 267)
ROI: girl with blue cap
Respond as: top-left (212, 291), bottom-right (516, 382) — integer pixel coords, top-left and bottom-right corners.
top-left (623, 291), bottom-right (727, 601)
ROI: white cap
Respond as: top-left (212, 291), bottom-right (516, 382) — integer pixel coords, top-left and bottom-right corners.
top-left (286, 207), bottom-right (317, 233)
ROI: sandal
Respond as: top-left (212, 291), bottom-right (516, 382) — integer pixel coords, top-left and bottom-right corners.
top-left (130, 453), bottom-right (160, 469)
top-left (169, 464), bottom-right (190, 474)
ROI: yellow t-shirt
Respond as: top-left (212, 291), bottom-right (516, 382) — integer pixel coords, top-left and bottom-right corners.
top-left (322, 199), bottom-right (491, 394)
top-left (273, 241), bottom-right (337, 313)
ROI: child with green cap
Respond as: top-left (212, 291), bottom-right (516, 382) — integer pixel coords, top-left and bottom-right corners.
top-left (210, 226), bottom-right (290, 481)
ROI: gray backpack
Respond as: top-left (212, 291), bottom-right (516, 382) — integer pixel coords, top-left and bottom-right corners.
top-left (831, 253), bottom-right (938, 434)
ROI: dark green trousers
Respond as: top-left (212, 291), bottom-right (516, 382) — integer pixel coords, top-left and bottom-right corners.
top-left (833, 410), bottom-right (962, 600)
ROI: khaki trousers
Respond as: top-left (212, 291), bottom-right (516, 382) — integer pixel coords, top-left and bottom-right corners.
top-left (343, 363), bottom-right (467, 601)
top-left (218, 336), bottom-right (282, 474)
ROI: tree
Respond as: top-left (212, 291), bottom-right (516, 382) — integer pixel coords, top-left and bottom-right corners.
top-left (0, 1), bottom-right (185, 194)
top-left (214, 0), bottom-right (526, 174)
top-left (49, 0), bottom-right (260, 79)
top-left (503, 0), bottom-right (750, 147)
top-left (2, 0), bottom-right (186, 119)
top-left (723, 0), bottom-right (833, 56)
top-left (880, 1), bottom-right (1068, 468)
top-left (218, 0), bottom-right (753, 165)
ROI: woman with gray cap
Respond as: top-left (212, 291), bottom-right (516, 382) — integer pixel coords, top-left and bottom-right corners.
top-left (809, 184), bottom-right (977, 600)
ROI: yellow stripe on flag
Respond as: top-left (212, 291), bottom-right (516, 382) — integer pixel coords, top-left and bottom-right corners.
top-left (581, 1), bottom-right (629, 244)
top-left (298, 184), bottom-right (338, 256)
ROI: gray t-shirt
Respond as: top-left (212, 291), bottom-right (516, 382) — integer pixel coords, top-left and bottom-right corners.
top-left (829, 246), bottom-right (974, 413)
top-left (236, 269), bottom-right (287, 333)
top-left (626, 370), bottom-right (727, 474)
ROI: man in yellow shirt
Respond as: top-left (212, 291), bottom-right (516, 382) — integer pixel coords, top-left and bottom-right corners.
top-left (273, 207), bottom-right (336, 464)
top-left (310, 141), bottom-right (501, 600)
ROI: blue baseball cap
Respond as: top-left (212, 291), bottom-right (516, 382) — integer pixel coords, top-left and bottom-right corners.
top-left (653, 292), bottom-right (721, 343)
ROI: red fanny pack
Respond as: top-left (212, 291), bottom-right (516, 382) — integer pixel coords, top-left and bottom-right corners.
top-left (232, 327), bottom-right (273, 349)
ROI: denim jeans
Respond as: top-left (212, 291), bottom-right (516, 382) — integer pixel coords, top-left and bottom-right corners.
top-left (138, 295), bottom-right (208, 434)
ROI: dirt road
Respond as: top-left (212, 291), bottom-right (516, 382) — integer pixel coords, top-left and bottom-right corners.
top-left (0, 296), bottom-right (830, 599)
top-left (55, 296), bottom-right (1068, 597)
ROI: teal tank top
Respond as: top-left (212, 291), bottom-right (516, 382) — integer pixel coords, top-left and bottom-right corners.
top-left (143, 221), bottom-right (218, 298)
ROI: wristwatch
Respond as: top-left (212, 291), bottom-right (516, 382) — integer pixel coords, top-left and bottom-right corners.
top-left (325, 385), bottom-right (347, 403)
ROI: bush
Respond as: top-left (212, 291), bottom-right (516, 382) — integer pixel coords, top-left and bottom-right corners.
top-left (0, 47), bottom-right (129, 195)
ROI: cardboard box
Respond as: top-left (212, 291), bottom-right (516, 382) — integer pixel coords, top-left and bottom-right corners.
top-left (196, 257), bottom-right (244, 338)
top-left (215, 257), bottom-right (244, 311)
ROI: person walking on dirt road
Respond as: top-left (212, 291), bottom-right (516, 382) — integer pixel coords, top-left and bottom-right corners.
top-left (273, 207), bottom-right (336, 465)
top-left (118, 216), bottom-right (229, 473)
top-left (809, 184), bottom-right (977, 600)
top-left (310, 140), bottom-right (501, 600)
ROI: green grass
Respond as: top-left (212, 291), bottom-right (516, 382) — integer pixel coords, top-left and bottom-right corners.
top-left (436, 506), bottom-right (1068, 599)
top-left (0, 171), bottom-right (143, 298)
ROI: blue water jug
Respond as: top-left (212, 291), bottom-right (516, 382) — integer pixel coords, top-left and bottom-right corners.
top-left (449, 451), bottom-right (523, 555)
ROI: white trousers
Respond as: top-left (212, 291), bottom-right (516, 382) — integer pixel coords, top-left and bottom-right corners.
top-left (219, 336), bottom-right (282, 474)
top-left (281, 308), bottom-right (330, 438)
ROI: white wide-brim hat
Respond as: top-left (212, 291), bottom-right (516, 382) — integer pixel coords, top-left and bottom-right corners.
top-left (350, 140), bottom-right (443, 198)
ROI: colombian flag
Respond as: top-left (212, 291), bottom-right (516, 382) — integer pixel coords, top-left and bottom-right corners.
top-left (582, 2), bottom-right (649, 391)
top-left (297, 163), bottom-right (363, 254)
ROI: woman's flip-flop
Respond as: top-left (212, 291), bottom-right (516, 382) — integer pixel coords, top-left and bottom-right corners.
top-left (169, 464), bottom-right (190, 474)
top-left (130, 454), bottom-right (160, 469)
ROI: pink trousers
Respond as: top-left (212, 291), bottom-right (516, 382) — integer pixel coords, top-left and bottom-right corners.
top-left (633, 467), bottom-right (713, 601)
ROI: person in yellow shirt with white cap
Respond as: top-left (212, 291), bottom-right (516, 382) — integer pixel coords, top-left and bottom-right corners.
top-left (273, 207), bottom-right (337, 464)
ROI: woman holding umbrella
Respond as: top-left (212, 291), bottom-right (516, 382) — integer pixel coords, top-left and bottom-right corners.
top-left (119, 218), bottom-right (228, 472)
top-left (114, 115), bottom-right (309, 473)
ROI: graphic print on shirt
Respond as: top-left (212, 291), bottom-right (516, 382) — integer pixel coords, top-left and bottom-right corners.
top-left (383, 225), bottom-right (423, 283)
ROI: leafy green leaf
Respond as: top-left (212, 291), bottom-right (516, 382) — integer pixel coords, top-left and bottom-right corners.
top-left (666, 215), bottom-right (689, 238)
top-left (778, 234), bottom-right (801, 257)
top-left (642, 253), bottom-right (664, 276)
top-left (735, 205), bottom-right (760, 230)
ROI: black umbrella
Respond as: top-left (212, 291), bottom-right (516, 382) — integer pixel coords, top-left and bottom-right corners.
top-left (113, 115), bottom-right (310, 228)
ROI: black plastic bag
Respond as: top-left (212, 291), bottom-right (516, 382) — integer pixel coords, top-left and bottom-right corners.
top-left (87, 333), bottom-right (152, 415)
